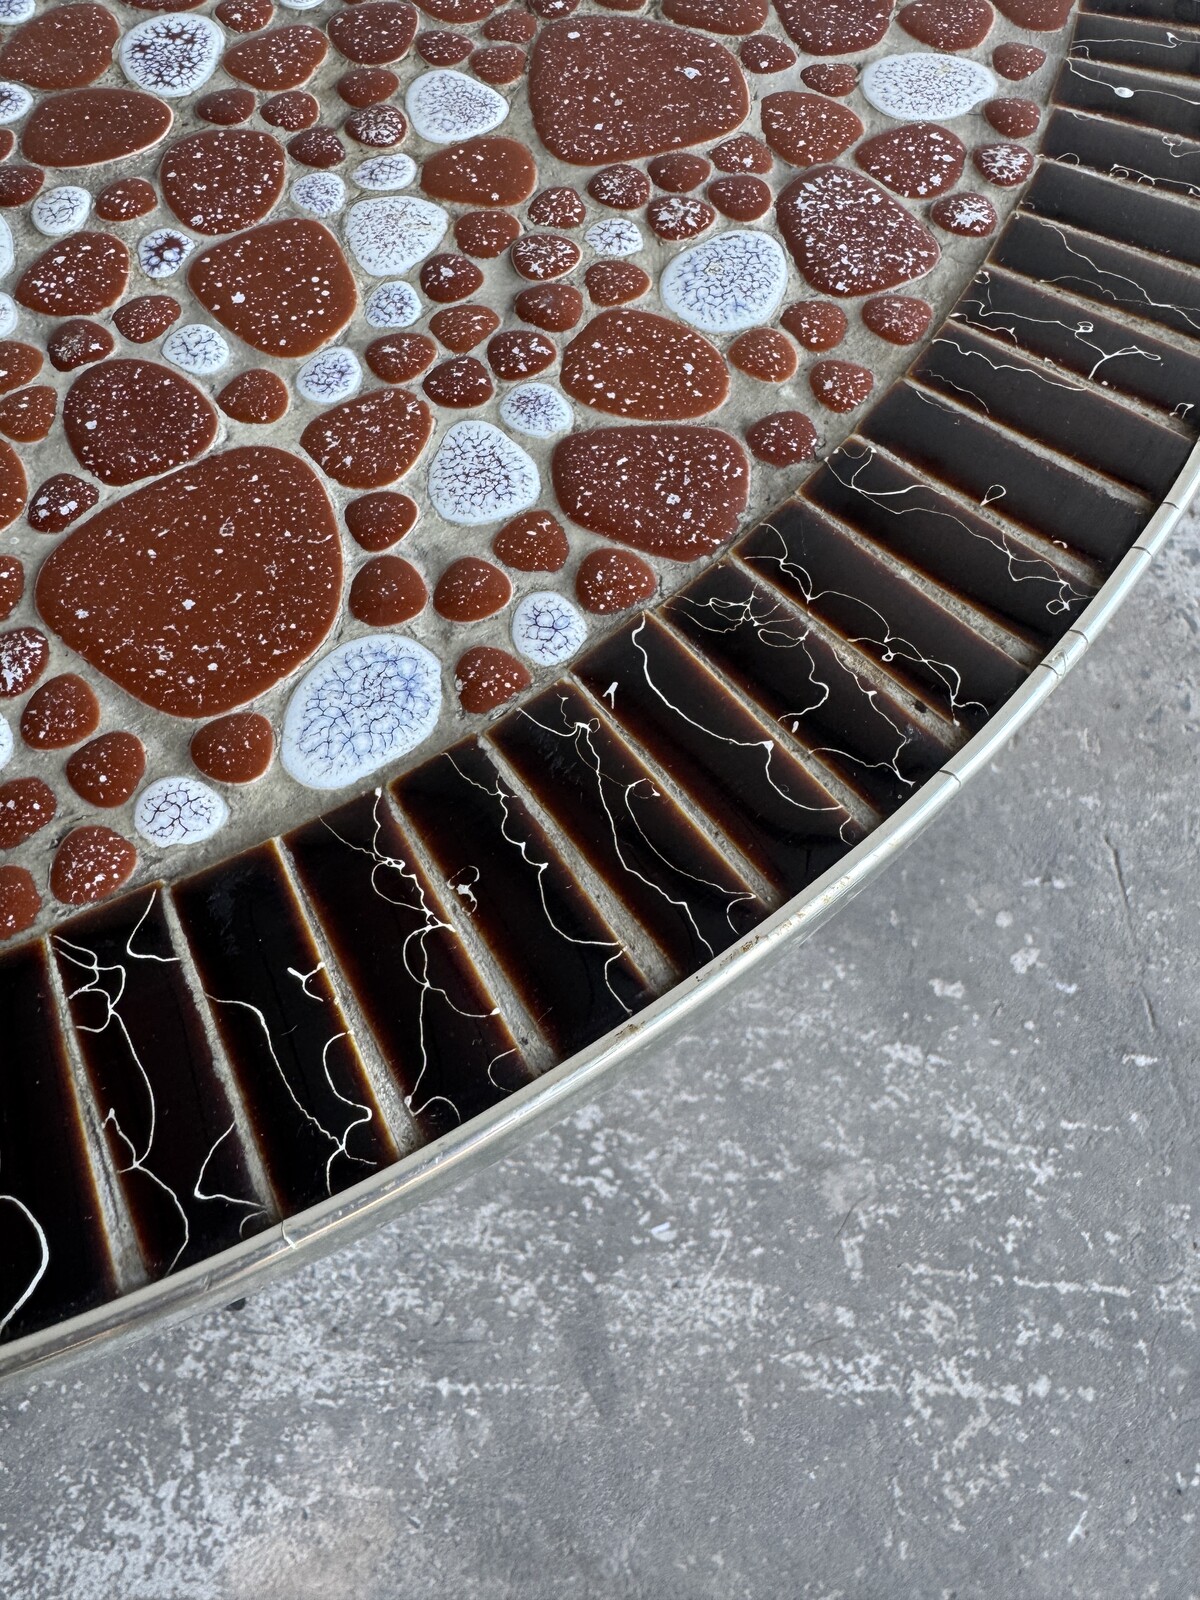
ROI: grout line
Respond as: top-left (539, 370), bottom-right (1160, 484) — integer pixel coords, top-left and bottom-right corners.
top-left (158, 886), bottom-right (281, 1228)
top-left (480, 731), bottom-right (677, 992)
top-left (270, 833), bottom-right (423, 1164)
top-left (41, 932), bottom-right (148, 1299)
top-left (720, 548), bottom-right (965, 747)
top-left (378, 777), bottom-right (558, 1078)
top-left (566, 670), bottom-right (780, 910)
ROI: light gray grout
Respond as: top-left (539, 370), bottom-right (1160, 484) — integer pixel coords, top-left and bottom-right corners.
top-left (158, 887), bottom-right (281, 1226)
top-left (480, 726), bottom-right (677, 991)
top-left (269, 832), bottom-right (425, 1164)
top-left (723, 547), bottom-right (966, 748)
top-left (378, 778), bottom-right (558, 1078)
top-left (41, 934), bottom-right (148, 1299)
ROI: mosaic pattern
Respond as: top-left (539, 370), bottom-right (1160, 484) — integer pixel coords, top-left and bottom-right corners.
top-left (0, 0), bottom-right (1198, 1368)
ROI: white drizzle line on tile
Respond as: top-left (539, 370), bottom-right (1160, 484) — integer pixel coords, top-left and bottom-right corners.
top-left (317, 791), bottom-right (514, 1126)
top-left (54, 892), bottom-right (266, 1274)
top-left (515, 696), bottom-right (757, 959)
top-left (1061, 54), bottom-right (1200, 110)
top-left (744, 523), bottom-right (988, 726)
top-left (1070, 29), bottom-right (1194, 66)
top-left (626, 617), bottom-right (858, 846)
top-left (202, 977), bottom-right (375, 1198)
top-left (443, 752), bottom-right (636, 1015)
top-left (1053, 133), bottom-right (1200, 199)
top-left (929, 332), bottom-right (1090, 399)
top-left (1023, 216), bottom-right (1200, 333)
top-left (0, 1187), bottom-right (48, 1337)
top-left (956, 268), bottom-right (1179, 398)
top-left (825, 442), bottom-right (1089, 619)
top-left (670, 584), bottom-right (930, 798)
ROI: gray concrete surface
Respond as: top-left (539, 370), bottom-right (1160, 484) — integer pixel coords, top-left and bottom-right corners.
top-left (2, 515), bottom-right (1199, 1599)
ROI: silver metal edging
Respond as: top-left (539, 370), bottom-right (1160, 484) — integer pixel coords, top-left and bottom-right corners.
top-left (0, 769), bottom-right (963, 1390)
top-left (1, 461), bottom-right (1195, 1390)
top-left (1165, 441), bottom-right (1200, 516)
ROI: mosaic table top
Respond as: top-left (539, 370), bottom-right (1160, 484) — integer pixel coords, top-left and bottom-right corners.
top-left (0, 0), bottom-right (1196, 1381)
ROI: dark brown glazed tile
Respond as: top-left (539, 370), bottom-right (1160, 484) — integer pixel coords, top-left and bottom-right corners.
top-left (991, 214), bottom-right (1200, 345)
top-left (738, 499), bottom-right (1031, 729)
top-left (395, 741), bottom-right (655, 1056)
top-left (0, 940), bottom-right (115, 1340)
top-left (51, 889), bottom-right (270, 1277)
top-left (172, 842), bottom-right (399, 1209)
top-left (1039, 106), bottom-right (1200, 197)
top-left (1068, 11), bottom-right (1200, 77)
top-left (1024, 161), bottom-right (1200, 270)
top-left (807, 444), bottom-right (1097, 645)
top-left (860, 379), bottom-right (1150, 560)
top-left (665, 561), bottom-right (956, 812)
top-left (950, 271), bottom-right (1200, 422)
top-left (1054, 56), bottom-right (1200, 134)
top-left (909, 325), bottom-right (1192, 500)
top-left (489, 683), bottom-right (767, 973)
top-left (573, 616), bottom-right (865, 895)
top-left (285, 792), bottom-right (531, 1137)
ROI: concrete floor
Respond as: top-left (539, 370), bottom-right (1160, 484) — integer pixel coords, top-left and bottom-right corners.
top-left (2, 513), bottom-right (1199, 1599)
